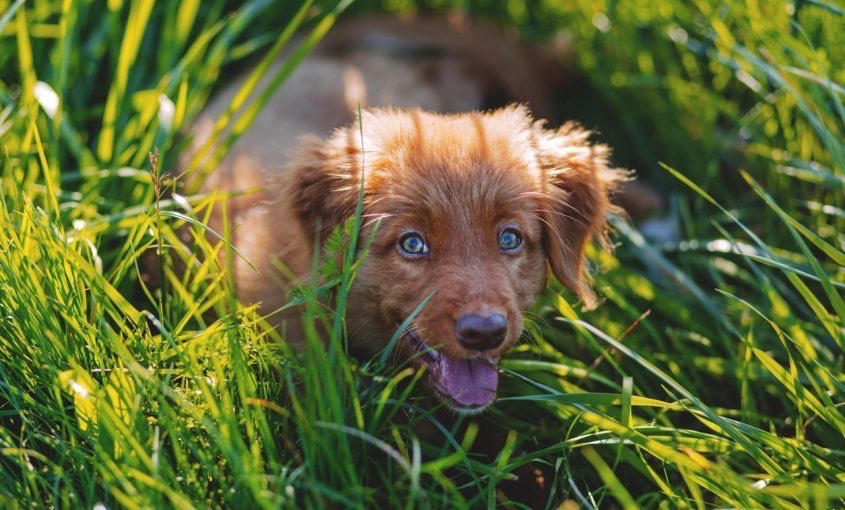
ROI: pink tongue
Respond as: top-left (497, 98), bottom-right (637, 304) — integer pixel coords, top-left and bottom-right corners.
top-left (439, 355), bottom-right (498, 407)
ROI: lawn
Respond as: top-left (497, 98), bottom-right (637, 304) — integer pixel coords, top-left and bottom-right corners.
top-left (0, 0), bottom-right (843, 508)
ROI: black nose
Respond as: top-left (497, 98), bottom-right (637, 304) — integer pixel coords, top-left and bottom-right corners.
top-left (456, 313), bottom-right (508, 351)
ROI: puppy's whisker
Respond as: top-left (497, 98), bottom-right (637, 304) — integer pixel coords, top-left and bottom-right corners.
top-left (362, 214), bottom-right (393, 229)
top-left (533, 208), bottom-right (589, 230)
top-left (523, 310), bottom-right (554, 333)
top-left (516, 190), bottom-right (552, 200)
top-left (334, 185), bottom-right (360, 193)
top-left (367, 196), bottom-right (390, 207)
top-left (525, 213), bottom-right (569, 257)
top-left (547, 196), bottom-right (592, 216)
top-left (519, 323), bottom-right (539, 346)
top-left (544, 195), bottom-right (598, 222)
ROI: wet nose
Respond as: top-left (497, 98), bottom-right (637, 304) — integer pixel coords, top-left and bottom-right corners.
top-left (455, 313), bottom-right (507, 351)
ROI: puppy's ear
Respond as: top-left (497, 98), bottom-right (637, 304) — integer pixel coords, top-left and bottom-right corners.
top-left (534, 122), bottom-right (626, 309)
top-left (284, 129), bottom-right (364, 243)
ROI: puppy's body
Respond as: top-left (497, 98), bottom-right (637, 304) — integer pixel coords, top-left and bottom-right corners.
top-left (188, 17), bottom-right (622, 412)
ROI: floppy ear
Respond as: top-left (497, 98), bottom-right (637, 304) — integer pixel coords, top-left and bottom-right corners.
top-left (534, 122), bottom-right (626, 309)
top-left (284, 128), bottom-right (365, 244)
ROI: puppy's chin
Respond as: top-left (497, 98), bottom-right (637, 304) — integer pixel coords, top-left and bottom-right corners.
top-left (402, 329), bottom-right (499, 414)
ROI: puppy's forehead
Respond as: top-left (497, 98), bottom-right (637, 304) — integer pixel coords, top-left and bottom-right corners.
top-left (366, 109), bottom-right (542, 205)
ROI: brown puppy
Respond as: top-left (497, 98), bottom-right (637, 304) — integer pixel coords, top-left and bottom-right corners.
top-left (188, 17), bottom-right (623, 413)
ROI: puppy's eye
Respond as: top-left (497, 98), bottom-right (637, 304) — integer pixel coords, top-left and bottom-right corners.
top-left (398, 232), bottom-right (429, 257)
top-left (498, 228), bottom-right (523, 252)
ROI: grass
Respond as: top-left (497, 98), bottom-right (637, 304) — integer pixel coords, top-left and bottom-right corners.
top-left (0, 0), bottom-right (843, 508)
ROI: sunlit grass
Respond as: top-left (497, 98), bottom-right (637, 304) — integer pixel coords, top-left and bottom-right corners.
top-left (1, 0), bottom-right (843, 508)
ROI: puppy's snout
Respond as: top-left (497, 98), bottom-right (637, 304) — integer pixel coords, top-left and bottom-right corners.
top-left (456, 313), bottom-right (507, 351)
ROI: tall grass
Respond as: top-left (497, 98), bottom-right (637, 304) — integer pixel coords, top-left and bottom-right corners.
top-left (1, 0), bottom-right (843, 508)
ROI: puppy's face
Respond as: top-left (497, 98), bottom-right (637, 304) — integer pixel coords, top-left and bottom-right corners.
top-left (349, 154), bottom-right (548, 413)
top-left (289, 106), bottom-right (622, 413)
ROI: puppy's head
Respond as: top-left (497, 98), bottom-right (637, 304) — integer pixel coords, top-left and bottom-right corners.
top-left (287, 106), bottom-right (624, 413)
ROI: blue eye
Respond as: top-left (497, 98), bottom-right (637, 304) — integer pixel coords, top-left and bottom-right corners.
top-left (398, 232), bottom-right (429, 257)
top-left (499, 228), bottom-right (522, 252)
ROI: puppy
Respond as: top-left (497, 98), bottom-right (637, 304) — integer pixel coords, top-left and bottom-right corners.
top-left (187, 17), bottom-right (623, 413)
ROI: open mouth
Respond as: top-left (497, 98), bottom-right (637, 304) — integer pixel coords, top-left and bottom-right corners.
top-left (402, 328), bottom-right (499, 413)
